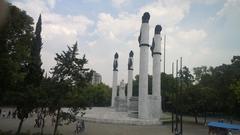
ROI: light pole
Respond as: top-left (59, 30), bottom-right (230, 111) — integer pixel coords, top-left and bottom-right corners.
top-left (172, 62), bottom-right (174, 133)
top-left (180, 57), bottom-right (183, 135)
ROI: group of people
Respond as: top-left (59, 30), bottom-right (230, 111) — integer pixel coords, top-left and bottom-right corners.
top-left (75, 119), bottom-right (85, 134)
top-left (0, 109), bottom-right (17, 119)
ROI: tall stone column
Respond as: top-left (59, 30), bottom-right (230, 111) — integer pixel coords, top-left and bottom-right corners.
top-left (138, 12), bottom-right (150, 119)
top-left (111, 53), bottom-right (119, 107)
top-left (151, 25), bottom-right (162, 118)
top-left (127, 51), bottom-right (134, 106)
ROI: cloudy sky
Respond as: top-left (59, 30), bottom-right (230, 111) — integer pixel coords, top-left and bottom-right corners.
top-left (10, 0), bottom-right (240, 85)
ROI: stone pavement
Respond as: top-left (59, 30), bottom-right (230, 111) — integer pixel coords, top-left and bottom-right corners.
top-left (0, 115), bottom-right (209, 135)
top-left (0, 107), bottom-right (210, 135)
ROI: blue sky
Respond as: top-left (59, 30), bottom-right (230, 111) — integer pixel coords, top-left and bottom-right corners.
top-left (10, 0), bottom-right (240, 85)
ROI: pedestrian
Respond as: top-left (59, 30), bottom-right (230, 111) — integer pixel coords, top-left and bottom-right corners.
top-left (34, 118), bottom-right (38, 128)
top-left (80, 119), bottom-right (85, 132)
top-left (12, 111), bottom-right (16, 119)
top-left (2, 110), bottom-right (6, 118)
top-left (75, 121), bottom-right (81, 134)
top-left (52, 116), bottom-right (55, 126)
top-left (0, 108), bottom-right (2, 117)
top-left (7, 110), bottom-right (11, 118)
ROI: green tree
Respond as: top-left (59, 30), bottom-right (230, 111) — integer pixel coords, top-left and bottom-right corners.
top-left (181, 66), bottom-right (194, 88)
top-left (132, 75), bottom-right (139, 96)
top-left (84, 83), bottom-right (111, 107)
top-left (193, 66), bottom-right (208, 83)
top-left (50, 42), bottom-right (91, 135)
top-left (0, 3), bottom-right (38, 134)
top-left (0, 3), bottom-right (34, 105)
top-left (16, 14), bottom-right (44, 135)
top-left (25, 14), bottom-right (44, 86)
top-left (161, 73), bottom-right (176, 112)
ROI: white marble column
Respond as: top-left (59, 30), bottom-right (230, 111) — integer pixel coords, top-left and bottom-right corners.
top-left (111, 53), bottom-right (119, 107)
top-left (152, 25), bottom-right (162, 96)
top-left (151, 25), bottom-right (162, 118)
top-left (127, 51), bottom-right (134, 106)
top-left (138, 12), bottom-right (150, 119)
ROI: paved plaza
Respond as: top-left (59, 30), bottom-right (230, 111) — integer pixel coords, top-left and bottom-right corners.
top-left (0, 108), bottom-right (209, 135)
top-left (0, 117), bottom-right (208, 135)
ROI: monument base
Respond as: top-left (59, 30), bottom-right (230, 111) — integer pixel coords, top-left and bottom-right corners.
top-left (79, 107), bottom-right (171, 125)
top-left (148, 95), bottom-right (162, 120)
top-left (128, 96), bottom-right (138, 118)
top-left (115, 97), bottom-right (127, 112)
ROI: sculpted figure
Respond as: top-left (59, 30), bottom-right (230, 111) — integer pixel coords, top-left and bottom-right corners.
top-left (113, 53), bottom-right (118, 71)
top-left (128, 51), bottom-right (134, 70)
top-left (138, 12), bottom-right (150, 45)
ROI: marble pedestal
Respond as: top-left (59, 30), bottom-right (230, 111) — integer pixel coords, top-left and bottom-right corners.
top-left (115, 97), bottom-right (127, 112)
top-left (128, 96), bottom-right (138, 118)
top-left (148, 95), bottom-right (162, 119)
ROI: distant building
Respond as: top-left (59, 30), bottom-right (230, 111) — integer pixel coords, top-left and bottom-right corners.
top-left (91, 71), bottom-right (102, 85)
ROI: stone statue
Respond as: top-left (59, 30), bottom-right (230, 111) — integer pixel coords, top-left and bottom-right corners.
top-left (155, 24), bottom-right (162, 34)
top-left (138, 12), bottom-right (150, 44)
top-left (142, 12), bottom-right (150, 23)
top-left (119, 80), bottom-right (126, 98)
top-left (150, 38), bottom-right (155, 56)
top-left (113, 52), bottom-right (118, 71)
top-left (151, 25), bottom-right (162, 56)
top-left (128, 51), bottom-right (134, 70)
top-left (138, 32), bottom-right (141, 44)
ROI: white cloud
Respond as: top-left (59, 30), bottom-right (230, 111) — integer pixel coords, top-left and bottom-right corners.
top-left (139, 0), bottom-right (190, 27)
top-left (46, 0), bottom-right (57, 8)
top-left (111, 0), bottom-right (129, 8)
top-left (11, 0), bottom-right (238, 86)
top-left (12, 0), bottom-right (94, 76)
top-left (176, 29), bottom-right (207, 44)
top-left (82, 0), bottom-right (197, 85)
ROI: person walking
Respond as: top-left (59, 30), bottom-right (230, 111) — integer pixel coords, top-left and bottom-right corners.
top-left (7, 110), bottom-right (11, 118)
top-left (80, 119), bottom-right (85, 132)
top-left (75, 121), bottom-right (81, 134)
top-left (2, 110), bottom-right (6, 118)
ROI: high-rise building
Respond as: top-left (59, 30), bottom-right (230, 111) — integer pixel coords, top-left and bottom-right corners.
top-left (91, 71), bottom-right (102, 85)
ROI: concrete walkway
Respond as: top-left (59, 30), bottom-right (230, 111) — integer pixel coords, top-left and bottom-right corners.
top-left (0, 107), bottom-right (210, 135)
top-left (0, 115), bottom-right (209, 135)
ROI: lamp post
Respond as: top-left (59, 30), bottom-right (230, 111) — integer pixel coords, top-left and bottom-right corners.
top-left (180, 57), bottom-right (183, 135)
top-left (172, 62), bottom-right (174, 133)
top-left (175, 59), bottom-right (179, 134)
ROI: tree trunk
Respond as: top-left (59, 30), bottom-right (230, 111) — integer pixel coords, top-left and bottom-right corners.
top-left (204, 111), bottom-right (207, 125)
top-left (194, 111), bottom-right (198, 124)
top-left (40, 108), bottom-right (45, 135)
top-left (16, 118), bottom-right (24, 135)
top-left (53, 108), bottom-right (60, 135)
top-left (195, 115), bottom-right (198, 124)
top-left (40, 117), bottom-right (45, 135)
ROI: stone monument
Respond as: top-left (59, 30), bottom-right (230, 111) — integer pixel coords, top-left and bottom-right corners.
top-left (115, 80), bottom-right (127, 112)
top-left (127, 50), bottom-right (134, 106)
top-left (149, 25), bottom-right (162, 119)
top-left (108, 12), bottom-right (165, 123)
top-left (138, 12), bottom-right (150, 119)
top-left (111, 52), bottom-right (118, 107)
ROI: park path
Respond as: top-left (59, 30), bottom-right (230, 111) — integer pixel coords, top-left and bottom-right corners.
top-left (0, 107), bottom-right (210, 135)
top-left (0, 116), bottom-right (208, 135)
